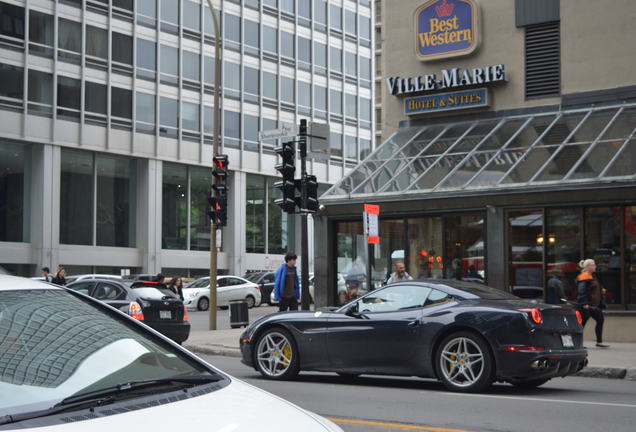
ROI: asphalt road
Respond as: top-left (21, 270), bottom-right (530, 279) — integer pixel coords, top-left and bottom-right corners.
top-left (188, 306), bottom-right (279, 331)
top-left (200, 355), bottom-right (636, 432)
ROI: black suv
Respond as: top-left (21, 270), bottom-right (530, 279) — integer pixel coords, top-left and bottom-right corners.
top-left (67, 279), bottom-right (190, 343)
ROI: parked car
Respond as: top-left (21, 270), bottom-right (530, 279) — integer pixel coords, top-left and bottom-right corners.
top-left (67, 278), bottom-right (190, 344)
top-left (270, 273), bottom-right (346, 305)
top-left (241, 279), bottom-right (587, 392)
top-left (122, 273), bottom-right (156, 282)
top-left (182, 276), bottom-right (261, 311)
top-left (64, 274), bottom-right (123, 284)
top-left (0, 275), bottom-right (343, 432)
top-left (269, 272), bottom-right (316, 305)
top-left (244, 271), bottom-right (276, 305)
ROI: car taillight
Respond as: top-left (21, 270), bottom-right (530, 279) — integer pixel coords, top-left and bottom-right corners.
top-left (575, 310), bottom-right (583, 325)
top-left (519, 308), bottom-right (542, 324)
top-left (129, 301), bottom-right (144, 320)
top-left (503, 346), bottom-right (545, 352)
top-left (183, 305), bottom-right (189, 322)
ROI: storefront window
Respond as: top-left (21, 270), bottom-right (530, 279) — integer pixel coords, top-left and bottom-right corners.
top-left (336, 221), bottom-right (367, 304)
top-left (0, 142), bottom-right (30, 243)
top-left (407, 217), bottom-right (443, 280)
top-left (625, 207), bottom-right (636, 306)
top-left (267, 177), bottom-right (293, 255)
top-left (508, 210), bottom-right (544, 299)
top-left (162, 163), bottom-right (188, 250)
top-left (445, 215), bottom-right (485, 281)
top-left (544, 208), bottom-right (581, 303)
top-left (374, 219), bottom-right (406, 287)
top-left (246, 174), bottom-right (266, 253)
top-left (60, 149), bottom-right (94, 245)
top-left (96, 154), bottom-right (136, 247)
top-left (585, 207), bottom-right (622, 305)
top-left (190, 167), bottom-right (211, 251)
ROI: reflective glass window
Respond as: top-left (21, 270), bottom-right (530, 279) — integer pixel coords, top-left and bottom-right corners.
top-left (263, 0), bottom-right (277, 7)
top-left (160, 0), bottom-right (179, 24)
top-left (299, 0), bottom-right (311, 18)
top-left (245, 19), bottom-right (259, 48)
top-left (111, 87), bottom-right (132, 119)
top-left (625, 207), bottom-right (636, 306)
top-left (314, 41), bottom-right (327, 67)
top-left (161, 44), bottom-right (179, 76)
top-left (225, 13), bottom-right (241, 42)
top-left (281, 0), bottom-right (294, 13)
top-left (345, 135), bottom-right (357, 159)
top-left (58, 18), bottom-right (81, 53)
top-left (345, 10), bottom-right (357, 34)
top-left (298, 81), bottom-right (311, 107)
top-left (246, 174), bottom-right (266, 253)
top-left (360, 56), bottom-right (371, 80)
top-left (345, 93), bottom-right (357, 118)
top-left (162, 162), bottom-right (187, 250)
top-left (190, 167), bottom-right (211, 251)
top-left (29, 10), bottom-right (53, 47)
top-left (113, 0), bottom-right (133, 10)
top-left (281, 31), bottom-right (294, 58)
top-left (224, 111), bottom-right (240, 146)
top-left (224, 62), bottom-right (240, 91)
top-left (360, 98), bottom-right (371, 121)
top-left (28, 70), bottom-right (53, 105)
top-left (204, 55), bottom-right (215, 85)
top-left (244, 66), bottom-right (259, 95)
top-left (263, 26), bottom-right (278, 53)
top-left (263, 71), bottom-right (277, 99)
top-left (86, 25), bottom-right (107, 59)
top-left (137, 39), bottom-right (156, 70)
top-left (85, 81), bottom-right (107, 115)
top-left (508, 210), bottom-right (544, 298)
top-left (330, 46), bottom-right (342, 72)
top-left (335, 221), bottom-right (366, 303)
top-left (330, 89), bottom-right (342, 115)
top-left (57, 76), bottom-right (80, 110)
top-left (183, 50), bottom-right (200, 81)
top-left (330, 131), bottom-right (342, 157)
top-left (204, 106), bottom-right (213, 134)
top-left (585, 207), bottom-right (622, 305)
top-left (0, 64), bottom-right (23, 100)
top-left (112, 33), bottom-right (133, 65)
top-left (138, 0), bottom-right (157, 17)
top-left (136, 92), bottom-right (155, 124)
top-left (444, 215), bottom-right (485, 280)
top-left (183, 1), bottom-right (201, 32)
top-left (160, 97), bottom-right (178, 128)
top-left (359, 138), bottom-right (372, 160)
top-left (60, 149), bottom-right (94, 245)
top-left (298, 36), bottom-right (311, 63)
top-left (545, 208), bottom-right (580, 303)
top-left (330, 5), bottom-right (342, 29)
top-left (0, 2), bottom-right (24, 39)
top-left (314, 0), bottom-right (327, 24)
top-left (281, 76), bottom-right (295, 103)
top-left (182, 102), bottom-right (200, 132)
top-left (360, 15), bottom-right (371, 39)
top-left (244, 114), bottom-right (259, 148)
top-left (346, 51), bottom-right (357, 76)
top-left (314, 85), bottom-right (327, 111)
top-left (0, 142), bottom-right (30, 242)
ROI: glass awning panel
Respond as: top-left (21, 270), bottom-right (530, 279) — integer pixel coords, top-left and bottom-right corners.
top-left (321, 103), bottom-right (636, 201)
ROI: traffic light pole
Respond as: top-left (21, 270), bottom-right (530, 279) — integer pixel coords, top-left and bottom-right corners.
top-left (206, 0), bottom-right (221, 330)
top-left (299, 120), bottom-right (310, 311)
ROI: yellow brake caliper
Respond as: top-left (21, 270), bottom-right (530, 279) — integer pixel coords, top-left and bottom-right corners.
top-left (282, 343), bottom-right (291, 366)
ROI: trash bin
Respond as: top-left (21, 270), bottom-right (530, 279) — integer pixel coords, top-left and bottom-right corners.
top-left (229, 299), bottom-right (249, 328)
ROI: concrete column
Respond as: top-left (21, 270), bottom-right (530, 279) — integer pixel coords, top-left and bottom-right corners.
top-left (31, 144), bottom-right (60, 272)
top-left (227, 170), bottom-right (246, 276)
top-left (485, 205), bottom-right (506, 291)
top-left (137, 159), bottom-right (162, 274)
top-left (313, 215), bottom-right (334, 308)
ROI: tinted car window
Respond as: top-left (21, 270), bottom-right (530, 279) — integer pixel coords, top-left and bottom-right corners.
top-left (93, 282), bottom-right (123, 300)
top-left (424, 279), bottom-right (518, 300)
top-left (225, 278), bottom-right (244, 286)
top-left (356, 284), bottom-right (431, 313)
top-left (68, 281), bottom-right (93, 295)
top-left (130, 286), bottom-right (176, 299)
top-left (424, 289), bottom-right (452, 307)
top-left (0, 289), bottom-right (221, 416)
top-left (245, 273), bottom-right (263, 282)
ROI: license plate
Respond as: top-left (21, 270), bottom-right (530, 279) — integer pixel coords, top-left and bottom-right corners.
top-left (159, 310), bottom-right (172, 319)
top-left (561, 334), bottom-right (574, 348)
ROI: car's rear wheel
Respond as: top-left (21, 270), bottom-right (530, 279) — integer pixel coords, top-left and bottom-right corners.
top-left (254, 328), bottom-right (299, 380)
top-left (245, 295), bottom-right (256, 308)
top-left (197, 297), bottom-right (209, 311)
top-left (509, 378), bottom-right (550, 388)
top-left (436, 331), bottom-right (493, 392)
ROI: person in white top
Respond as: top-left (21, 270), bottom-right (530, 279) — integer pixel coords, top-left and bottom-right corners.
top-left (387, 262), bottom-right (413, 284)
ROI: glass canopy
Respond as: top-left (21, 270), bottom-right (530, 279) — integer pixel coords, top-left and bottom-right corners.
top-left (322, 104), bottom-right (636, 201)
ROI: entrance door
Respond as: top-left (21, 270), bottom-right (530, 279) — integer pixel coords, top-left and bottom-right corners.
top-left (508, 210), bottom-right (545, 299)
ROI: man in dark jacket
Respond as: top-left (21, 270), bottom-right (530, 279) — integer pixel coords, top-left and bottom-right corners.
top-left (577, 259), bottom-right (609, 348)
top-left (274, 252), bottom-right (300, 312)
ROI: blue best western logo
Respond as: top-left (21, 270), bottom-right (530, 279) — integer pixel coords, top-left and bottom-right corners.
top-left (415, 0), bottom-right (479, 61)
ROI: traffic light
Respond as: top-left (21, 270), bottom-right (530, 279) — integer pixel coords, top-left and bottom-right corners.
top-left (274, 141), bottom-right (296, 213)
top-left (209, 155), bottom-right (229, 226)
top-left (302, 175), bottom-right (319, 212)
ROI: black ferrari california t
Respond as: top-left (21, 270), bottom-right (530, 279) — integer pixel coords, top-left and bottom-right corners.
top-left (239, 279), bottom-right (588, 392)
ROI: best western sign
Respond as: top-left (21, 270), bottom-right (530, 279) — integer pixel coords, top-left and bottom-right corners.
top-left (415, 0), bottom-right (479, 61)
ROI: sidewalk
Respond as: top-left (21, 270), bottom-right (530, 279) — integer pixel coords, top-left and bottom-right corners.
top-left (183, 330), bottom-right (636, 380)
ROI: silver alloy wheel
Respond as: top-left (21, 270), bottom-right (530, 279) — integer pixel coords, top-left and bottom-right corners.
top-left (198, 297), bottom-right (209, 311)
top-left (245, 295), bottom-right (255, 308)
top-left (439, 337), bottom-right (485, 388)
top-left (256, 331), bottom-right (293, 377)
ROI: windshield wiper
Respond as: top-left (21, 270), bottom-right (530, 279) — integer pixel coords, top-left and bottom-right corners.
top-left (0, 375), bottom-right (221, 426)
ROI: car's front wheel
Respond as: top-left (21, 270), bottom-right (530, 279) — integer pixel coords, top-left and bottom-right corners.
top-left (245, 295), bottom-right (256, 309)
top-left (509, 378), bottom-right (550, 388)
top-left (436, 331), bottom-right (493, 392)
top-left (197, 297), bottom-right (209, 311)
top-left (254, 328), bottom-right (299, 380)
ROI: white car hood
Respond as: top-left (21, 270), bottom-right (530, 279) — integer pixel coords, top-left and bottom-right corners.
top-left (13, 378), bottom-right (338, 432)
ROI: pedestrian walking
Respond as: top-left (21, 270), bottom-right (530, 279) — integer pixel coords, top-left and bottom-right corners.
top-left (387, 261), bottom-right (413, 284)
top-left (52, 266), bottom-right (67, 286)
top-left (41, 267), bottom-right (53, 283)
top-left (547, 269), bottom-right (565, 304)
top-left (274, 252), bottom-right (300, 312)
top-left (576, 259), bottom-right (610, 348)
top-left (168, 276), bottom-right (184, 300)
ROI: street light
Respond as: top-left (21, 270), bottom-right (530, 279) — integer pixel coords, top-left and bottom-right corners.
top-left (205, 0), bottom-right (222, 331)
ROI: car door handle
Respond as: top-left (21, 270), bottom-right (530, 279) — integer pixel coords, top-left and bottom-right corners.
top-left (407, 320), bottom-right (419, 326)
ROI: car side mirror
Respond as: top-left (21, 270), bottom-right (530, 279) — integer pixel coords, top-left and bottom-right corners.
top-left (344, 303), bottom-right (361, 318)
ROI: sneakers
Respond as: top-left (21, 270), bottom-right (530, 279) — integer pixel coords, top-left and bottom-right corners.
top-left (595, 342), bottom-right (610, 348)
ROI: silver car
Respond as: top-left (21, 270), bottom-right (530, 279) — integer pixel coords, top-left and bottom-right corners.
top-left (182, 276), bottom-right (262, 311)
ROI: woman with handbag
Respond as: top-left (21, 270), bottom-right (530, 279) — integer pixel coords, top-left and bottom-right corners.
top-left (576, 259), bottom-right (610, 348)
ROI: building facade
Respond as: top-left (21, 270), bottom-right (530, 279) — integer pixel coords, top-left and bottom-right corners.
top-left (0, 0), bottom-right (374, 278)
top-left (316, 0), bottom-right (636, 341)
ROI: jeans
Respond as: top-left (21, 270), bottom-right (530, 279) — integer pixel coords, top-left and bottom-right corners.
top-left (581, 307), bottom-right (605, 343)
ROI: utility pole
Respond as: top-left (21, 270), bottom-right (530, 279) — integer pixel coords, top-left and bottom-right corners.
top-left (299, 120), bottom-right (310, 311)
top-left (205, 0), bottom-right (222, 330)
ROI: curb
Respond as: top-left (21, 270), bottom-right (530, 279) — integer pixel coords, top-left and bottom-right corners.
top-left (184, 344), bottom-right (636, 381)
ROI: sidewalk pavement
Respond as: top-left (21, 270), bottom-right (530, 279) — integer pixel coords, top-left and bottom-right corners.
top-left (183, 329), bottom-right (636, 380)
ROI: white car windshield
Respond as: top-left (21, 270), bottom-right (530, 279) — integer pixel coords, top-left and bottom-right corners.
top-left (0, 289), bottom-right (223, 417)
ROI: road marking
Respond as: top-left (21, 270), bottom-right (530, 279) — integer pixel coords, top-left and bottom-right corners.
top-left (443, 392), bottom-right (636, 409)
top-left (327, 418), bottom-right (476, 432)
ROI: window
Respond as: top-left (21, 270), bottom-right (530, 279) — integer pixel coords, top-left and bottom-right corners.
top-left (244, 114), bottom-right (259, 151)
top-left (345, 94), bottom-right (357, 118)
top-left (244, 66), bottom-right (259, 95)
top-left (314, 41), bottom-right (327, 67)
top-left (360, 97), bottom-right (371, 121)
top-left (224, 110), bottom-right (240, 148)
top-left (298, 81), bottom-right (311, 107)
top-left (138, 0), bottom-right (157, 18)
top-left (263, 26), bottom-right (278, 53)
top-left (281, 76), bottom-right (295, 103)
top-left (346, 52), bottom-right (357, 76)
top-left (225, 13), bottom-right (241, 43)
top-left (354, 285), bottom-right (432, 313)
top-left (137, 39), bottom-right (156, 71)
top-left (245, 19), bottom-right (259, 49)
top-left (160, 97), bottom-right (178, 135)
top-left (360, 56), bottom-right (371, 80)
top-left (0, 2), bottom-right (24, 40)
top-left (263, 0), bottom-right (277, 8)
top-left (330, 5), bottom-right (342, 29)
top-left (28, 70), bottom-right (53, 106)
top-left (111, 87), bottom-right (132, 119)
top-left (161, 44), bottom-right (179, 82)
top-left (190, 167), bottom-right (211, 251)
top-left (424, 289), bottom-right (452, 307)
top-left (360, 15), bottom-right (371, 40)
top-left (281, 0), bottom-right (294, 14)
top-left (204, 55), bottom-right (216, 85)
top-left (85, 81), bottom-right (107, 115)
top-left (0, 142), bottom-right (30, 242)
top-left (113, 0), bottom-right (133, 11)
top-left (163, 163), bottom-right (189, 250)
top-left (160, 0), bottom-right (179, 25)
top-left (0, 64), bottom-right (24, 100)
top-left (224, 62), bottom-right (240, 94)
top-left (345, 135), bottom-right (357, 159)
top-left (261, 118), bottom-right (278, 147)
top-left (267, 177), bottom-right (292, 254)
top-left (586, 207), bottom-right (622, 305)
top-left (525, 22), bottom-right (560, 98)
top-left (182, 102), bottom-right (200, 131)
top-left (112, 33), bottom-right (133, 65)
top-left (136, 92), bottom-right (155, 132)
top-left (298, 36), bottom-right (311, 64)
top-left (246, 174), bottom-right (266, 253)
top-left (263, 71), bottom-right (277, 99)
top-left (330, 131), bottom-right (342, 157)
top-left (345, 9), bottom-right (357, 35)
top-left (281, 31), bottom-right (294, 58)
top-left (60, 149), bottom-right (94, 245)
top-left (204, 106), bottom-right (213, 136)
top-left (57, 76), bottom-right (80, 110)
top-left (299, 0), bottom-right (311, 19)
top-left (183, 0), bottom-right (201, 32)
top-left (29, 10), bottom-right (53, 51)
top-left (315, 0), bottom-right (327, 24)
top-left (314, 85), bottom-right (327, 111)
top-left (86, 25), bottom-right (107, 59)
top-left (183, 50), bottom-right (200, 82)
top-left (359, 138), bottom-right (372, 160)
top-left (330, 89), bottom-right (342, 115)
top-left (93, 282), bottom-right (123, 300)
top-left (58, 18), bottom-right (81, 53)
top-left (330, 46), bottom-right (342, 72)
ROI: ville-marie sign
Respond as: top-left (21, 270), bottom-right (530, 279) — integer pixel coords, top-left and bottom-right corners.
top-left (415, 0), bottom-right (479, 61)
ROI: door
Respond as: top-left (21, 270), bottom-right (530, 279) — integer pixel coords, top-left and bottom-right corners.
top-left (327, 284), bottom-right (431, 374)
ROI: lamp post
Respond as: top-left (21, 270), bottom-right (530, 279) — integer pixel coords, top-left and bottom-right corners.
top-left (205, 0), bottom-right (222, 331)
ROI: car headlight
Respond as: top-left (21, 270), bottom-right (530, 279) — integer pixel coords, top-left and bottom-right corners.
top-left (186, 291), bottom-right (199, 299)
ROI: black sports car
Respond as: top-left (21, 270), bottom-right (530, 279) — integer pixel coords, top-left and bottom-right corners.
top-left (240, 279), bottom-right (588, 392)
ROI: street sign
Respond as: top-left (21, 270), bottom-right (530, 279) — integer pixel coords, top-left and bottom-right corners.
top-left (363, 204), bottom-right (380, 244)
top-left (308, 122), bottom-right (330, 161)
top-left (259, 122), bottom-right (299, 141)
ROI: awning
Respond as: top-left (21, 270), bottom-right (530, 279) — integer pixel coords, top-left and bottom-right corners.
top-left (322, 104), bottom-right (636, 201)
